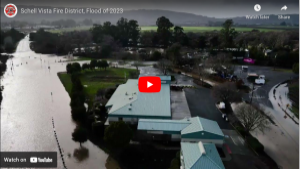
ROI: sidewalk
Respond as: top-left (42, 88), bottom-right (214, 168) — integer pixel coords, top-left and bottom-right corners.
top-left (270, 83), bottom-right (299, 124)
top-left (171, 90), bottom-right (191, 120)
top-left (232, 102), bottom-right (299, 169)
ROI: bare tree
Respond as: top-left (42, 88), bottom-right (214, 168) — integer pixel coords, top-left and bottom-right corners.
top-left (275, 32), bottom-right (290, 48)
top-left (212, 82), bottom-right (242, 112)
top-left (158, 58), bottom-right (172, 75)
top-left (206, 53), bottom-right (233, 75)
top-left (235, 103), bottom-right (270, 133)
top-left (194, 57), bottom-right (207, 86)
top-left (132, 54), bottom-right (141, 71)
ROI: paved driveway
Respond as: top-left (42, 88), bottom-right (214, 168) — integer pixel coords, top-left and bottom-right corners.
top-left (184, 87), bottom-right (233, 130)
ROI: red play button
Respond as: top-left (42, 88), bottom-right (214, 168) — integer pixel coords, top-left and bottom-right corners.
top-left (139, 76), bottom-right (161, 93)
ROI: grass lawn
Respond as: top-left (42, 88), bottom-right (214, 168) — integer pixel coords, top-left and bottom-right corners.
top-left (49, 26), bottom-right (92, 33)
top-left (58, 68), bottom-right (137, 101)
top-left (288, 82), bottom-right (299, 118)
top-left (290, 106), bottom-right (299, 118)
top-left (58, 73), bottom-right (73, 94)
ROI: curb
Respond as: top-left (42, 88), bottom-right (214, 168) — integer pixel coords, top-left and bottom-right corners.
top-left (229, 123), bottom-right (259, 156)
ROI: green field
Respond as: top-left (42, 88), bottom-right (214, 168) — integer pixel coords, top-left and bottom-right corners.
top-left (141, 26), bottom-right (286, 32)
top-left (49, 26), bottom-right (92, 33)
top-left (288, 82), bottom-right (299, 118)
top-left (49, 25), bottom-right (294, 33)
top-left (58, 68), bottom-right (137, 100)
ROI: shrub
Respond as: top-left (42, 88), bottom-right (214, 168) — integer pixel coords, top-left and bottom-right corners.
top-left (236, 126), bottom-right (247, 137)
top-left (105, 88), bottom-right (116, 100)
top-left (236, 79), bottom-right (244, 88)
top-left (247, 136), bottom-right (264, 153)
top-left (292, 63), bottom-right (299, 74)
top-left (150, 51), bottom-right (162, 61)
top-left (104, 121), bottom-right (133, 148)
top-left (171, 75), bottom-right (176, 81)
top-left (168, 151), bottom-right (181, 169)
top-left (193, 79), bottom-right (212, 89)
top-left (209, 75), bottom-right (226, 83)
top-left (170, 86), bottom-right (183, 91)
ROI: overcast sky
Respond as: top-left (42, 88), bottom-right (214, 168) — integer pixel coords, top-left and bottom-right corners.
top-left (1, 0), bottom-right (299, 17)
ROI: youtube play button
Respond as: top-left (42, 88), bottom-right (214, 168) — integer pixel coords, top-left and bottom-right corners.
top-left (147, 81), bottom-right (153, 88)
top-left (139, 76), bottom-right (161, 93)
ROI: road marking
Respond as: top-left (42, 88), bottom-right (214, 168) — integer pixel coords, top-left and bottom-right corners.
top-left (238, 136), bottom-right (245, 145)
top-left (231, 136), bottom-right (237, 145)
top-left (225, 144), bottom-right (232, 154)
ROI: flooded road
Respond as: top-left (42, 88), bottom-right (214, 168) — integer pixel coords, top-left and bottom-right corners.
top-left (1, 36), bottom-right (110, 169)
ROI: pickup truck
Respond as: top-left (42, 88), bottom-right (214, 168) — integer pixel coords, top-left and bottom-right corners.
top-left (255, 75), bottom-right (265, 85)
top-left (242, 65), bottom-right (248, 72)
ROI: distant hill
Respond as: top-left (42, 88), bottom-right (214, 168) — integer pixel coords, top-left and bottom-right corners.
top-left (1, 5), bottom-right (299, 26)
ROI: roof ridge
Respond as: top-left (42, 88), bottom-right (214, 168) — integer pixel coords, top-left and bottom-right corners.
top-left (109, 99), bottom-right (137, 114)
top-left (196, 117), bottom-right (203, 132)
top-left (199, 118), bottom-right (224, 136)
top-left (205, 153), bottom-right (224, 169)
top-left (140, 120), bottom-right (191, 123)
top-left (189, 152), bottom-right (202, 169)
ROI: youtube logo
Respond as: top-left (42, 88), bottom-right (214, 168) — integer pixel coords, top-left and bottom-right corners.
top-left (138, 76), bottom-right (161, 93)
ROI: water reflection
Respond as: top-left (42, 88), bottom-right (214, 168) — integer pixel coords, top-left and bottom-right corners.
top-left (0, 36), bottom-right (111, 169)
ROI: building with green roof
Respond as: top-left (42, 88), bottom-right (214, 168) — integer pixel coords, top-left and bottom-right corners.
top-left (180, 141), bottom-right (225, 169)
top-left (105, 76), bottom-right (171, 124)
top-left (137, 117), bottom-right (224, 145)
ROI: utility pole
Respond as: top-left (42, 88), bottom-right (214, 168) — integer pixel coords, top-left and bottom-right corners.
top-left (250, 82), bottom-right (255, 104)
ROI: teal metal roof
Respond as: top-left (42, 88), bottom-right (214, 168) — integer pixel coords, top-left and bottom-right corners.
top-left (106, 79), bottom-right (138, 111)
top-left (138, 119), bottom-right (191, 132)
top-left (106, 79), bottom-right (171, 118)
top-left (137, 117), bottom-right (224, 138)
top-left (181, 117), bottom-right (224, 137)
top-left (181, 142), bottom-right (225, 169)
top-left (159, 76), bottom-right (171, 81)
top-left (139, 75), bottom-right (171, 81)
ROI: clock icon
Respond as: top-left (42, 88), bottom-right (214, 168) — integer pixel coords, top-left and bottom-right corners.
top-left (254, 4), bottom-right (261, 12)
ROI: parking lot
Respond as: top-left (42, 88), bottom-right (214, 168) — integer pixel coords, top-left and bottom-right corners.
top-left (184, 87), bottom-right (233, 129)
top-left (234, 65), bottom-right (295, 107)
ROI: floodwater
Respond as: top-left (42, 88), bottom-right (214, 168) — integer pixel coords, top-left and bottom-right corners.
top-left (1, 36), bottom-right (111, 169)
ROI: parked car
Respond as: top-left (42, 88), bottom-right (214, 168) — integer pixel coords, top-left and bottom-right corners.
top-left (255, 75), bottom-right (265, 85)
top-left (247, 72), bottom-right (259, 81)
top-left (242, 65), bottom-right (248, 72)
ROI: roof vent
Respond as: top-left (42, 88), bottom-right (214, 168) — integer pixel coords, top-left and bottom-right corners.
top-left (198, 142), bottom-right (206, 155)
top-left (125, 92), bottom-right (128, 95)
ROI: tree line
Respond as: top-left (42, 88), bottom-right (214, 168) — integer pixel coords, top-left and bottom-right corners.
top-left (0, 28), bottom-right (25, 53)
top-left (1, 19), bottom-right (95, 29)
top-left (0, 54), bottom-right (12, 105)
top-left (28, 16), bottom-right (299, 69)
